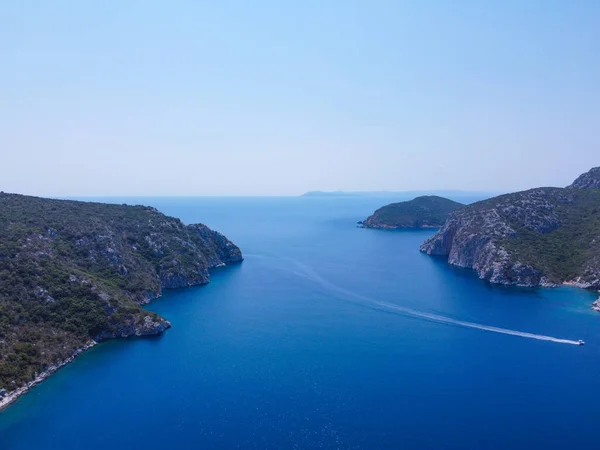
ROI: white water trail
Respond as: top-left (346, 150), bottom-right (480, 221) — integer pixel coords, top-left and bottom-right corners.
top-left (370, 301), bottom-right (580, 345)
top-left (261, 255), bottom-right (581, 346)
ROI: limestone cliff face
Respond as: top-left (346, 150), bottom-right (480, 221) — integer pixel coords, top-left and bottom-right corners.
top-left (150, 223), bottom-right (243, 291)
top-left (94, 314), bottom-right (172, 340)
top-left (420, 168), bottom-right (600, 290)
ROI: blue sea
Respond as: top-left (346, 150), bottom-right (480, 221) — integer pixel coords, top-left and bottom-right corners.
top-left (1, 196), bottom-right (600, 450)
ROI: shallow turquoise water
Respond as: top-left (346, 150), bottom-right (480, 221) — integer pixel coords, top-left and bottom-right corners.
top-left (1, 197), bottom-right (599, 449)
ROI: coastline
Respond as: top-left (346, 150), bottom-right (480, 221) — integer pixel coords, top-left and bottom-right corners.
top-left (562, 281), bottom-right (600, 312)
top-left (0, 261), bottom-right (243, 414)
top-left (0, 340), bottom-right (97, 412)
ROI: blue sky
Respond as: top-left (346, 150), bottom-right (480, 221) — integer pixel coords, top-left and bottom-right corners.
top-left (2, 1), bottom-right (599, 195)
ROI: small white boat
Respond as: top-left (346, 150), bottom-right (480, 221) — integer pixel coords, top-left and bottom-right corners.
top-left (577, 340), bottom-right (585, 346)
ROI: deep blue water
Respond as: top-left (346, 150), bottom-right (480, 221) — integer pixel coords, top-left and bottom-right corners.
top-left (1, 197), bottom-right (600, 450)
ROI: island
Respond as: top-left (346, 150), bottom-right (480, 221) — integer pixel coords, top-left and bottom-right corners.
top-left (420, 167), bottom-right (600, 297)
top-left (302, 190), bottom-right (500, 199)
top-left (0, 193), bottom-right (242, 409)
top-left (361, 196), bottom-right (464, 229)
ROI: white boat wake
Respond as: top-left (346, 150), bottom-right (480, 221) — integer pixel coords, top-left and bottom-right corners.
top-left (370, 301), bottom-right (580, 345)
top-left (253, 254), bottom-right (582, 346)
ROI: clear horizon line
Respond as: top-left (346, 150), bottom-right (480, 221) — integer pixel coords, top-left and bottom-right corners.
top-left (32, 189), bottom-right (509, 198)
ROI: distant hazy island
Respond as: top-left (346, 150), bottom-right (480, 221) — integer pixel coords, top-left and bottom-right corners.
top-left (361, 196), bottom-right (463, 229)
top-left (302, 190), bottom-right (500, 200)
top-left (421, 167), bottom-right (600, 299)
top-left (0, 193), bottom-right (242, 409)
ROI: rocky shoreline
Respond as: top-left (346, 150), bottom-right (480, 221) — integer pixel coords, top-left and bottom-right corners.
top-left (0, 257), bottom-right (243, 412)
top-left (421, 171), bottom-right (600, 290)
top-left (0, 256), bottom-right (243, 412)
top-left (0, 340), bottom-right (97, 412)
top-left (0, 193), bottom-right (244, 406)
top-left (419, 167), bottom-right (600, 312)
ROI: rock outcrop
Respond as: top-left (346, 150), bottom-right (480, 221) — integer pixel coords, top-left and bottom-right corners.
top-left (421, 168), bottom-right (600, 292)
top-left (362, 196), bottom-right (463, 229)
top-left (569, 167), bottom-right (600, 189)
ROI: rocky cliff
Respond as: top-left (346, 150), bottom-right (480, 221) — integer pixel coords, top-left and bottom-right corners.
top-left (362, 196), bottom-right (463, 229)
top-left (0, 193), bottom-right (242, 391)
top-left (420, 168), bottom-right (600, 291)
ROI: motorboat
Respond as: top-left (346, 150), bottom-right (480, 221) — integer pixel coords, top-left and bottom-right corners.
top-left (577, 340), bottom-right (585, 346)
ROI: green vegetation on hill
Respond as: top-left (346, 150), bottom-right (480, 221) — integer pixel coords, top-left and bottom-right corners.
top-left (500, 188), bottom-right (600, 283)
top-left (0, 193), bottom-right (242, 390)
top-left (362, 196), bottom-right (463, 229)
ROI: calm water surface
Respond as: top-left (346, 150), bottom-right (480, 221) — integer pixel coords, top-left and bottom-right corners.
top-left (1, 197), bottom-right (599, 449)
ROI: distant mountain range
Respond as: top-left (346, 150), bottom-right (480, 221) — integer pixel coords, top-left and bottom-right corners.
top-left (301, 190), bottom-right (502, 203)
